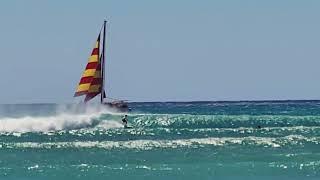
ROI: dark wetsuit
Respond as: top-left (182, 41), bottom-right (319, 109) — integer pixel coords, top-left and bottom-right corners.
top-left (122, 117), bottom-right (128, 127)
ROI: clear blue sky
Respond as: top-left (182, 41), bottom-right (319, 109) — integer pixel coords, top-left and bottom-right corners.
top-left (1, 0), bottom-right (320, 103)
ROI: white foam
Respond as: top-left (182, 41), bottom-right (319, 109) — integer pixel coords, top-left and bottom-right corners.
top-left (3, 136), bottom-right (318, 150)
top-left (0, 104), bottom-right (119, 132)
top-left (27, 164), bottom-right (39, 170)
top-left (96, 120), bottom-right (124, 129)
top-left (0, 114), bottom-right (93, 132)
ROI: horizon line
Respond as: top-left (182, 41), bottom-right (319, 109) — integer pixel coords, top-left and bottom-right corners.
top-left (2, 99), bottom-right (320, 105)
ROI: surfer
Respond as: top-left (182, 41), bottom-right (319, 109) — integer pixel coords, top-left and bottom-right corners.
top-left (122, 115), bottom-right (128, 128)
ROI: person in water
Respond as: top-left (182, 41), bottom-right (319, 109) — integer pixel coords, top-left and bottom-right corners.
top-left (122, 115), bottom-right (128, 128)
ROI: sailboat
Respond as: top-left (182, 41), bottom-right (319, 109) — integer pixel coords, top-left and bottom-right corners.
top-left (74, 20), bottom-right (129, 111)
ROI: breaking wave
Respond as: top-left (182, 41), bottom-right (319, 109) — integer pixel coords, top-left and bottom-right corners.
top-left (0, 104), bottom-right (124, 132)
top-left (0, 135), bottom-right (319, 150)
top-left (1, 112), bottom-right (320, 133)
top-left (0, 114), bottom-right (99, 132)
top-left (132, 114), bottom-right (320, 128)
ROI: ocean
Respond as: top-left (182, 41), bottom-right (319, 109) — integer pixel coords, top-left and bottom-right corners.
top-left (0, 101), bottom-right (319, 180)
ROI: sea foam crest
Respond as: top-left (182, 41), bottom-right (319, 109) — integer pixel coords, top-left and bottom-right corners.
top-left (0, 105), bottom-right (122, 132)
top-left (2, 136), bottom-right (319, 150)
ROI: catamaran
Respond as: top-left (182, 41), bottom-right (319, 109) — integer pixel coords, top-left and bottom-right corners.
top-left (74, 20), bottom-right (129, 111)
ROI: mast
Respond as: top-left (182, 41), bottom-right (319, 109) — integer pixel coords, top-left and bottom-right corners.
top-left (101, 20), bottom-right (106, 103)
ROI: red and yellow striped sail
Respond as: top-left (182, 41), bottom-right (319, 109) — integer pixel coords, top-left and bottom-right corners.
top-left (74, 35), bottom-right (102, 102)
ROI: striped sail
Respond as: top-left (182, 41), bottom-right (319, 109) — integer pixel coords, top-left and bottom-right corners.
top-left (74, 35), bottom-right (102, 102)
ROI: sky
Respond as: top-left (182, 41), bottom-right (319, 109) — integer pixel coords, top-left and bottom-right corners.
top-left (1, 0), bottom-right (320, 103)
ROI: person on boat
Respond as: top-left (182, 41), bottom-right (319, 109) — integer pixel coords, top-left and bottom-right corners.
top-left (122, 115), bottom-right (128, 128)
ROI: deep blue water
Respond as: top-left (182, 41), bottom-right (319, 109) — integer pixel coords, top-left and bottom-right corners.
top-left (0, 101), bottom-right (319, 180)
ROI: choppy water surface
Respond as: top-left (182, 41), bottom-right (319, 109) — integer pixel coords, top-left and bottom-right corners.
top-left (0, 101), bottom-right (319, 180)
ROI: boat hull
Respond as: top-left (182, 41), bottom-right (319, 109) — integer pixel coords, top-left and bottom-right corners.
top-left (103, 101), bottom-right (130, 112)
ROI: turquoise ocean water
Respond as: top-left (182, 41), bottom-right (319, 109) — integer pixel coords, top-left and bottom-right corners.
top-left (0, 101), bottom-right (319, 180)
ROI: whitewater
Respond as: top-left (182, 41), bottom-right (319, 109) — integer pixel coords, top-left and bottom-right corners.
top-left (0, 101), bottom-right (319, 180)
